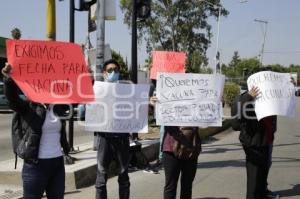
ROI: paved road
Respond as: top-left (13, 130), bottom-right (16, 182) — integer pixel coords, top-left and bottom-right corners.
top-left (65, 98), bottom-right (300, 199)
top-left (0, 112), bottom-right (94, 162)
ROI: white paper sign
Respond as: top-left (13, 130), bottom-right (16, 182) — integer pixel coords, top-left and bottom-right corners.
top-left (85, 81), bottom-right (150, 133)
top-left (247, 71), bottom-right (296, 120)
top-left (156, 73), bottom-right (225, 127)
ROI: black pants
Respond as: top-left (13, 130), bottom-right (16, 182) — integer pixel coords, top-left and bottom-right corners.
top-left (95, 134), bottom-right (130, 199)
top-left (163, 152), bottom-right (198, 199)
top-left (22, 156), bottom-right (65, 199)
top-left (243, 146), bottom-right (270, 199)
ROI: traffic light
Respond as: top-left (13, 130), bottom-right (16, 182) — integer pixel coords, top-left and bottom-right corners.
top-left (79, 0), bottom-right (97, 11)
top-left (136, 0), bottom-right (151, 19)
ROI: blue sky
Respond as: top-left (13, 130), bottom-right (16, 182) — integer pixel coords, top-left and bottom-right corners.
top-left (1, 0), bottom-right (300, 69)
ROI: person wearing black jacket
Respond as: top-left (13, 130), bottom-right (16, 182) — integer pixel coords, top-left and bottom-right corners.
top-left (95, 59), bottom-right (130, 199)
top-left (234, 86), bottom-right (278, 199)
top-left (2, 63), bottom-right (70, 199)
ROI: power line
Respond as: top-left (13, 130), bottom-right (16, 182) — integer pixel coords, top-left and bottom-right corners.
top-left (264, 51), bottom-right (300, 54)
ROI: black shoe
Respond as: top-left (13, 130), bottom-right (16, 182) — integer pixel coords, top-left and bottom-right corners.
top-left (143, 167), bottom-right (159, 174)
top-left (266, 189), bottom-right (280, 199)
top-left (153, 159), bottom-right (162, 168)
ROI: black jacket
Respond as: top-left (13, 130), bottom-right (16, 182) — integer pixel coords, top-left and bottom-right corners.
top-left (4, 77), bottom-right (70, 163)
top-left (235, 92), bottom-right (277, 147)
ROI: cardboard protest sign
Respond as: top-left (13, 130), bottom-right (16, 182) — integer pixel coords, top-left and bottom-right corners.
top-left (85, 81), bottom-right (150, 133)
top-left (6, 39), bottom-right (94, 104)
top-left (150, 51), bottom-right (186, 79)
top-left (247, 71), bottom-right (296, 120)
top-left (156, 73), bottom-right (225, 127)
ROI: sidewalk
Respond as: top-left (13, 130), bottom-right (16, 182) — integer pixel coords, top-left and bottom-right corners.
top-left (63, 122), bottom-right (300, 199)
top-left (1, 115), bottom-right (300, 199)
top-left (0, 139), bottom-right (159, 199)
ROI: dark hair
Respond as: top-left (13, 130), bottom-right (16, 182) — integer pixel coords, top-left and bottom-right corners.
top-left (103, 59), bottom-right (120, 71)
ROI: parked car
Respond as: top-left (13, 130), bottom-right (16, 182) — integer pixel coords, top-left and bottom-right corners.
top-left (295, 87), bottom-right (300, 97)
top-left (0, 81), bottom-right (26, 110)
top-left (240, 85), bottom-right (247, 94)
top-left (0, 82), bottom-right (10, 109)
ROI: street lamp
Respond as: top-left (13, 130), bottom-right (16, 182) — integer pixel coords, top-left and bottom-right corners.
top-left (254, 19), bottom-right (268, 67)
top-left (59, 0), bottom-right (96, 152)
top-left (198, 0), bottom-right (222, 74)
top-left (198, 0), bottom-right (248, 73)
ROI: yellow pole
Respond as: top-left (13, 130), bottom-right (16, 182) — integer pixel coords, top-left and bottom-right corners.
top-left (46, 0), bottom-right (56, 40)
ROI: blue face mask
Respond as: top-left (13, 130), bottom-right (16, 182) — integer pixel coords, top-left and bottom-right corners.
top-left (107, 71), bottom-right (120, 82)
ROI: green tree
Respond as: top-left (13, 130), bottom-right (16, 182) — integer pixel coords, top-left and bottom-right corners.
top-left (286, 64), bottom-right (300, 73)
top-left (223, 82), bottom-right (240, 106)
top-left (235, 58), bottom-right (260, 78)
top-left (222, 53), bottom-right (260, 85)
top-left (222, 51), bottom-right (241, 78)
top-left (229, 51), bottom-right (241, 68)
top-left (186, 50), bottom-right (209, 73)
top-left (120, 0), bottom-right (228, 72)
top-left (112, 50), bottom-right (130, 80)
top-left (265, 64), bottom-right (287, 72)
top-left (11, 27), bottom-right (22, 40)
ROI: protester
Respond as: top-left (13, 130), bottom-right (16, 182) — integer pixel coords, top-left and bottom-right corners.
top-left (95, 59), bottom-right (130, 199)
top-left (148, 79), bottom-right (164, 167)
top-left (232, 79), bottom-right (280, 199)
top-left (233, 68), bottom-right (297, 199)
top-left (150, 96), bottom-right (202, 199)
top-left (2, 63), bottom-right (70, 199)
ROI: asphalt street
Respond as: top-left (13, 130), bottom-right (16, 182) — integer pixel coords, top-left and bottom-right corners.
top-left (64, 98), bottom-right (300, 199)
top-left (0, 111), bottom-right (94, 162)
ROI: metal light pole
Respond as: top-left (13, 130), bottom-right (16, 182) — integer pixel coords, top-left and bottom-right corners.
top-left (46, 0), bottom-right (56, 40)
top-left (131, 0), bottom-right (138, 140)
top-left (95, 0), bottom-right (105, 80)
top-left (215, 6), bottom-right (221, 73)
top-left (69, 0), bottom-right (75, 152)
top-left (58, 0), bottom-right (98, 152)
top-left (198, 0), bottom-right (222, 74)
top-left (131, 0), bottom-right (138, 84)
top-left (254, 19), bottom-right (268, 67)
top-left (199, 0), bottom-right (248, 73)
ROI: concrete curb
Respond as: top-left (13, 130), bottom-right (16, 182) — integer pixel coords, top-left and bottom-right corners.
top-left (0, 120), bottom-right (231, 199)
top-left (70, 139), bottom-right (160, 189)
top-left (0, 139), bottom-right (160, 198)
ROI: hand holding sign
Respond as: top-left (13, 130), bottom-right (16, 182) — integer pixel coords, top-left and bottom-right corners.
top-left (248, 86), bottom-right (260, 99)
top-left (1, 63), bottom-right (12, 78)
top-left (247, 71), bottom-right (296, 120)
top-left (6, 39), bottom-right (95, 104)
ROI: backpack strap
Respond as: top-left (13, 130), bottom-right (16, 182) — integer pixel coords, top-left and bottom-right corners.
top-left (14, 153), bottom-right (18, 170)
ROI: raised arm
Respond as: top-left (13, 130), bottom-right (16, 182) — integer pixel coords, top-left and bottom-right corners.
top-left (2, 63), bottom-right (29, 115)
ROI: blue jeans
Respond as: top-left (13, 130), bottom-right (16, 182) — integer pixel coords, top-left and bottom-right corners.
top-left (22, 156), bottom-right (65, 199)
top-left (159, 126), bottom-right (165, 160)
top-left (95, 134), bottom-right (130, 199)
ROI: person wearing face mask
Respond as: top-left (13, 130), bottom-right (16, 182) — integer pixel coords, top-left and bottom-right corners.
top-left (95, 59), bottom-right (130, 199)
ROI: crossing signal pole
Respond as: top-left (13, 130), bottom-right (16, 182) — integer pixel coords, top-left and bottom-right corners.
top-left (131, 0), bottom-right (151, 140)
